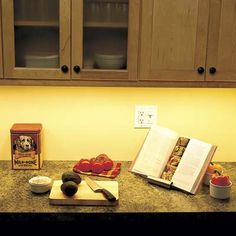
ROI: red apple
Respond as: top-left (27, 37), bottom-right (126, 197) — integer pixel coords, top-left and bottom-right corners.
top-left (211, 173), bottom-right (231, 186)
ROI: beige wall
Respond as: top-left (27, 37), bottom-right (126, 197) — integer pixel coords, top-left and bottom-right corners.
top-left (0, 86), bottom-right (235, 161)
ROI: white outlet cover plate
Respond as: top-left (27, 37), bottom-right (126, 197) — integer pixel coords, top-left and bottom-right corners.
top-left (134, 105), bottom-right (157, 128)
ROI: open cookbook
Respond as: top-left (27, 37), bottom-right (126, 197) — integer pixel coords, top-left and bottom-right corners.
top-left (129, 125), bottom-right (217, 194)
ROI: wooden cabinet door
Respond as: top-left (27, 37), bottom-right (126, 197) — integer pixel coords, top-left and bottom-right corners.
top-left (1, 0), bottom-right (70, 80)
top-left (71, 0), bottom-right (140, 81)
top-left (139, 0), bottom-right (209, 82)
top-left (206, 0), bottom-right (236, 81)
top-left (0, 0), bottom-right (3, 78)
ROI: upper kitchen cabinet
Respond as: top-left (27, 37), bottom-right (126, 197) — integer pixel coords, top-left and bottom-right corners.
top-left (139, 0), bottom-right (236, 85)
top-left (206, 0), bottom-right (236, 82)
top-left (2, 0), bottom-right (70, 80)
top-left (1, 0), bottom-right (140, 82)
top-left (139, 0), bottom-right (209, 82)
top-left (71, 0), bottom-right (140, 81)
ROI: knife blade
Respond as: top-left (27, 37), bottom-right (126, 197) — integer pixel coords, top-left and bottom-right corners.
top-left (84, 176), bottom-right (116, 201)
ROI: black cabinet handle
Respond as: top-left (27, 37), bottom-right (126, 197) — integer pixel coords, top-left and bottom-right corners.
top-left (73, 65), bottom-right (81, 73)
top-left (61, 65), bottom-right (69, 73)
top-left (209, 67), bottom-right (216, 74)
top-left (197, 67), bottom-right (205, 74)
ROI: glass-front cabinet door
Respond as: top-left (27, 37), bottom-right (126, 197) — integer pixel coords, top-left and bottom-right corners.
top-left (2, 0), bottom-right (70, 79)
top-left (72, 0), bottom-right (140, 81)
top-left (0, 1), bottom-right (3, 78)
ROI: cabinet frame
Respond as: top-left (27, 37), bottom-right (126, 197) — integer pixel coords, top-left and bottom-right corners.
top-left (1, 0), bottom-right (71, 80)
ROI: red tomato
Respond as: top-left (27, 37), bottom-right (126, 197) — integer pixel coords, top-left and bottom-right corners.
top-left (91, 161), bottom-right (104, 174)
top-left (103, 159), bottom-right (114, 171)
top-left (96, 153), bottom-right (109, 162)
top-left (90, 157), bottom-right (97, 163)
top-left (77, 159), bottom-right (91, 172)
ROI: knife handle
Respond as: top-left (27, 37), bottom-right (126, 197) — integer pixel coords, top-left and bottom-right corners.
top-left (101, 188), bottom-right (116, 201)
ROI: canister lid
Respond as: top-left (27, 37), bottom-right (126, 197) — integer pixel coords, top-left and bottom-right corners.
top-left (10, 123), bottom-right (42, 133)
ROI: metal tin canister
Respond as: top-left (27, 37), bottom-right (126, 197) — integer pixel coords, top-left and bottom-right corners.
top-left (10, 123), bottom-right (43, 170)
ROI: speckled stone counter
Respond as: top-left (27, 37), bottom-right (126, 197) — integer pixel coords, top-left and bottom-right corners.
top-left (0, 161), bottom-right (236, 227)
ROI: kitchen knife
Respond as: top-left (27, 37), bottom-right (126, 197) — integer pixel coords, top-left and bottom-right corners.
top-left (84, 176), bottom-right (116, 201)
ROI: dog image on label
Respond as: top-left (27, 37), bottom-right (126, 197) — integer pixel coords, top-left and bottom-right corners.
top-left (14, 135), bottom-right (36, 152)
top-left (12, 135), bottom-right (38, 168)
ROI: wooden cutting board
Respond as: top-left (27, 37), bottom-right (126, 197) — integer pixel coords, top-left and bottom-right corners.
top-left (49, 180), bottom-right (119, 206)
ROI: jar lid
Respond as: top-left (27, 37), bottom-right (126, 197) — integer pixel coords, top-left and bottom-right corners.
top-left (11, 123), bottom-right (42, 133)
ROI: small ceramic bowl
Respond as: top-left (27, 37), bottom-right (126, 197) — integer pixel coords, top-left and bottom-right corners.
top-left (203, 169), bottom-right (224, 186)
top-left (29, 176), bottom-right (52, 194)
top-left (209, 180), bottom-right (232, 199)
top-left (203, 172), bottom-right (213, 186)
top-left (94, 53), bottom-right (126, 69)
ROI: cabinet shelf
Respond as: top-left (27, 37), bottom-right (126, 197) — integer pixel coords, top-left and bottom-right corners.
top-left (14, 20), bottom-right (127, 28)
top-left (84, 21), bottom-right (128, 28)
top-left (14, 20), bottom-right (59, 27)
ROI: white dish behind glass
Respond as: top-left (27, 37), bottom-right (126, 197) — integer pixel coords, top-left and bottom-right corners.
top-left (94, 53), bottom-right (126, 69)
top-left (25, 54), bottom-right (59, 68)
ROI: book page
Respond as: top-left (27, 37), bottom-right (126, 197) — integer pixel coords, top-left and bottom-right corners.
top-left (171, 138), bottom-right (215, 193)
top-left (131, 125), bottom-right (179, 178)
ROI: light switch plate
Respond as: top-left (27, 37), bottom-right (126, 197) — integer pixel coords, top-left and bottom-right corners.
top-left (134, 105), bottom-right (157, 128)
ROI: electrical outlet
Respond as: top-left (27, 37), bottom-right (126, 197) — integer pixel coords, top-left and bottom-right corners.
top-left (134, 105), bottom-right (157, 128)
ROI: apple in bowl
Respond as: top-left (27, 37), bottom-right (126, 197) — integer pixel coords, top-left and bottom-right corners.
top-left (203, 162), bottom-right (224, 185)
top-left (209, 172), bottom-right (232, 199)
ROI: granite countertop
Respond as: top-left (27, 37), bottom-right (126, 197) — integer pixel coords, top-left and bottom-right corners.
top-left (0, 160), bottom-right (235, 214)
top-left (0, 160), bottom-right (236, 229)
top-left (0, 159), bottom-right (234, 232)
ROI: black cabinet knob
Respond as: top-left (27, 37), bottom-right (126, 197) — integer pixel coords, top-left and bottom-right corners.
top-left (61, 65), bottom-right (69, 73)
top-left (209, 67), bottom-right (216, 74)
top-left (197, 67), bottom-right (205, 74)
top-left (73, 65), bottom-right (81, 73)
